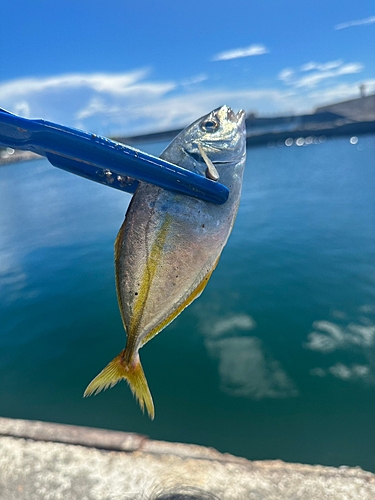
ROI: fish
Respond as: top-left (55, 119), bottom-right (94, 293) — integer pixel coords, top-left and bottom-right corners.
top-left (84, 105), bottom-right (247, 419)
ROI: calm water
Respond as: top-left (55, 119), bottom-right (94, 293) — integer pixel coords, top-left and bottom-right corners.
top-left (0, 136), bottom-right (375, 471)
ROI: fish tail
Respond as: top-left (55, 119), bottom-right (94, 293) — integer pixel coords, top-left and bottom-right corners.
top-left (84, 350), bottom-right (155, 420)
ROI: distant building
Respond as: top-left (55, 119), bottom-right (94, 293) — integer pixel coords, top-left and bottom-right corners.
top-left (315, 93), bottom-right (375, 122)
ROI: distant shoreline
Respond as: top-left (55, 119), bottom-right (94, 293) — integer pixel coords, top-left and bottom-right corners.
top-left (116, 93), bottom-right (375, 147)
top-left (1, 121), bottom-right (374, 167)
top-left (1, 93), bottom-right (374, 166)
top-left (114, 119), bottom-right (375, 147)
top-left (245, 119), bottom-right (375, 147)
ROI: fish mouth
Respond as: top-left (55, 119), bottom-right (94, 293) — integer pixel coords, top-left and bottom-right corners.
top-left (214, 105), bottom-right (246, 128)
top-left (236, 109), bottom-right (246, 126)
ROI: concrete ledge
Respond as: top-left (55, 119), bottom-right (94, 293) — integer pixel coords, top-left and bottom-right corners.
top-left (0, 416), bottom-right (146, 453)
top-left (0, 416), bottom-right (374, 499)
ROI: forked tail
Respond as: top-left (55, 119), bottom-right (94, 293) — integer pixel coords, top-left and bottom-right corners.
top-left (84, 350), bottom-right (155, 419)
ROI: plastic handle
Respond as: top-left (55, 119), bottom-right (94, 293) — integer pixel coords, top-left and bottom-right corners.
top-left (0, 108), bottom-right (229, 204)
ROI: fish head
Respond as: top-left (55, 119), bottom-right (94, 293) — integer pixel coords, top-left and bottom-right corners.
top-left (161, 105), bottom-right (246, 171)
top-left (181, 105), bottom-right (246, 166)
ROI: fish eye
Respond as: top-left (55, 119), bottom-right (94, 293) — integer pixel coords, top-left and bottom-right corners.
top-left (200, 118), bottom-right (219, 133)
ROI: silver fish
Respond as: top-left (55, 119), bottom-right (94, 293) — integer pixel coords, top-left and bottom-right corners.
top-left (84, 105), bottom-right (247, 418)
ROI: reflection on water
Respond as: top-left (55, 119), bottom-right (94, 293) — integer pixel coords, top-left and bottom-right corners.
top-left (206, 335), bottom-right (298, 399)
top-left (306, 305), bottom-right (375, 384)
top-left (0, 136), bottom-right (374, 471)
top-left (197, 311), bottom-right (298, 399)
top-left (199, 312), bottom-right (256, 339)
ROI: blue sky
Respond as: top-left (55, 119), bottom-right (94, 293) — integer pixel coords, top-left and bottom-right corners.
top-left (1, 0), bottom-right (374, 135)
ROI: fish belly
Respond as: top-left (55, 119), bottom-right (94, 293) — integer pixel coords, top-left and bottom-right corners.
top-left (115, 182), bottom-right (231, 350)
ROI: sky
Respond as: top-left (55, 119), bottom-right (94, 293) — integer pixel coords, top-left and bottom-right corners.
top-left (1, 0), bottom-right (374, 136)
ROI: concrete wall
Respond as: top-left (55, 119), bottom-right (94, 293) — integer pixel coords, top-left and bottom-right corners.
top-left (0, 416), bottom-right (374, 499)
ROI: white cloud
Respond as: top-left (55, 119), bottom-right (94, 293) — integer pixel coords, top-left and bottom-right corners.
top-left (197, 312), bottom-right (297, 399)
top-left (206, 336), bottom-right (298, 399)
top-left (306, 307), bottom-right (375, 385)
top-left (300, 60), bottom-right (342, 72)
top-left (310, 367), bottom-right (326, 377)
top-left (305, 321), bottom-right (345, 353)
top-left (360, 304), bottom-right (375, 314)
top-left (12, 101), bottom-right (31, 117)
top-left (305, 319), bottom-right (375, 353)
top-left (180, 74), bottom-right (208, 86)
top-left (311, 364), bottom-right (372, 383)
top-left (307, 79), bottom-right (375, 105)
top-left (0, 69), bottom-right (157, 100)
top-left (200, 313), bottom-right (256, 339)
top-left (329, 363), bottom-right (370, 381)
top-left (212, 44), bottom-right (269, 61)
top-left (279, 60), bottom-right (363, 89)
top-left (335, 15), bottom-right (375, 30)
top-left (295, 63), bottom-right (363, 87)
top-left (1, 65), bottom-right (372, 136)
top-left (278, 68), bottom-right (294, 83)
top-left (0, 70), bottom-right (176, 135)
top-left (75, 97), bottom-right (116, 120)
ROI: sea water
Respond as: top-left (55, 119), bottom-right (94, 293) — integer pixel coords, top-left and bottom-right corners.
top-left (0, 135), bottom-right (374, 471)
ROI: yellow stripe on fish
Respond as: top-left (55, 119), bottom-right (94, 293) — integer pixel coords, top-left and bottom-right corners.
top-left (128, 215), bottom-right (172, 348)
